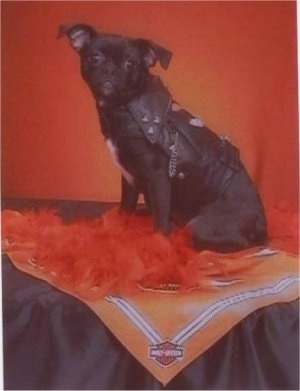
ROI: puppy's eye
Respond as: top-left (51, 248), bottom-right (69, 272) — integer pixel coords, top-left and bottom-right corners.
top-left (125, 59), bottom-right (136, 71)
top-left (88, 54), bottom-right (103, 65)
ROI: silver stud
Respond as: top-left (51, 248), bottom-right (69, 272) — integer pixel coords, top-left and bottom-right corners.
top-left (189, 118), bottom-right (204, 127)
top-left (153, 116), bottom-right (160, 124)
top-left (147, 127), bottom-right (154, 134)
top-left (171, 102), bottom-right (181, 112)
top-left (142, 115), bottom-right (150, 123)
top-left (178, 172), bottom-right (185, 180)
top-left (219, 134), bottom-right (232, 143)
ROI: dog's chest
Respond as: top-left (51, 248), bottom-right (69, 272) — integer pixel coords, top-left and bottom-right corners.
top-left (105, 138), bottom-right (135, 185)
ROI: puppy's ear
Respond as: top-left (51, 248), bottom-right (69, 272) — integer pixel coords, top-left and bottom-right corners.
top-left (57, 23), bottom-right (98, 52)
top-left (136, 39), bottom-right (172, 70)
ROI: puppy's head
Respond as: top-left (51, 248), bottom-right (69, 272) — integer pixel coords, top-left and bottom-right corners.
top-left (58, 23), bottom-right (172, 106)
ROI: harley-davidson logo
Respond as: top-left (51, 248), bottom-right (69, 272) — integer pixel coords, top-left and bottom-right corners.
top-left (148, 340), bottom-right (184, 367)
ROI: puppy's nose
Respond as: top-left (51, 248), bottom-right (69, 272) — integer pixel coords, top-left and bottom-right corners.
top-left (103, 62), bottom-right (116, 77)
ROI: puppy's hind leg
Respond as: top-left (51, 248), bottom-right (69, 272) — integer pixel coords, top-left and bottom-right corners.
top-left (187, 212), bottom-right (249, 253)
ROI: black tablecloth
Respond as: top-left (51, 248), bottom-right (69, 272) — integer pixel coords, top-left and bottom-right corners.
top-left (2, 198), bottom-right (299, 390)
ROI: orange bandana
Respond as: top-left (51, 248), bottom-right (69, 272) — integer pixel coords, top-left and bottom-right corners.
top-left (3, 249), bottom-right (299, 385)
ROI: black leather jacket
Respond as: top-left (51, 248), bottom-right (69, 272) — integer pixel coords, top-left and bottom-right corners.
top-left (98, 76), bottom-right (241, 206)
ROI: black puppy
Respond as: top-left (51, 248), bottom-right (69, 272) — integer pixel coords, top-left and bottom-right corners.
top-left (58, 23), bottom-right (267, 252)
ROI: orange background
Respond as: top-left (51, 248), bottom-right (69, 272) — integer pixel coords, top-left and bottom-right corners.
top-left (2, 1), bottom-right (299, 209)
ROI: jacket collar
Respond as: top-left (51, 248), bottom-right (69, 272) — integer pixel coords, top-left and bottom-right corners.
top-left (127, 76), bottom-right (172, 144)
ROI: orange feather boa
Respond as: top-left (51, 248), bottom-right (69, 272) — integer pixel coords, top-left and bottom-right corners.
top-left (1, 203), bottom-right (298, 300)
